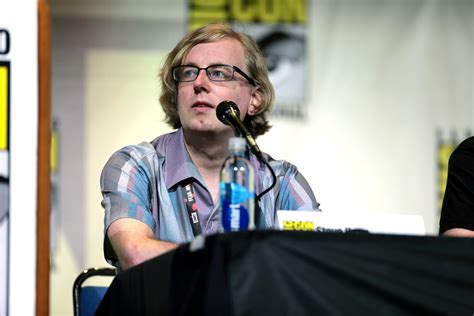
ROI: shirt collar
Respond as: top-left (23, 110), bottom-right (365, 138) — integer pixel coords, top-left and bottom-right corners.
top-left (164, 128), bottom-right (204, 190)
top-left (163, 128), bottom-right (266, 193)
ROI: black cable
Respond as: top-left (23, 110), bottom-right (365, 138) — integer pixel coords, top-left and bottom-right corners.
top-left (254, 153), bottom-right (277, 227)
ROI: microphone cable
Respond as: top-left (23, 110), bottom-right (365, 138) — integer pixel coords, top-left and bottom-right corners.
top-left (254, 155), bottom-right (277, 227)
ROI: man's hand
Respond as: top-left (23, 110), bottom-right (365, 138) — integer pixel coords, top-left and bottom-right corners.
top-left (443, 228), bottom-right (474, 237)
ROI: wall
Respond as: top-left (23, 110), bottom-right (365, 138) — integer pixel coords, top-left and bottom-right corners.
top-left (50, 0), bottom-right (473, 314)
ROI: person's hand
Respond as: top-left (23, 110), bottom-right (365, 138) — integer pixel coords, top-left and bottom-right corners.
top-left (443, 228), bottom-right (474, 237)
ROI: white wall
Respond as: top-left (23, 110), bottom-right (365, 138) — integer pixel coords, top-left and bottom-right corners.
top-left (50, 0), bottom-right (473, 314)
top-left (84, 49), bottom-right (173, 268)
top-left (263, 0), bottom-right (473, 234)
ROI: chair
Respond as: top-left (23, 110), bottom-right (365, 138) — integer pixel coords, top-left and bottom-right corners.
top-left (73, 267), bottom-right (116, 316)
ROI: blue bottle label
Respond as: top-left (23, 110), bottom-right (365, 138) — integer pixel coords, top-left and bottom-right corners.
top-left (220, 182), bottom-right (254, 232)
top-left (221, 201), bottom-right (250, 232)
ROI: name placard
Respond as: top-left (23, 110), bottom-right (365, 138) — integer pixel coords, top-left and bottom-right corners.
top-left (277, 211), bottom-right (425, 236)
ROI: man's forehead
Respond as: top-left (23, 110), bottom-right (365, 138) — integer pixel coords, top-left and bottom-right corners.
top-left (183, 38), bottom-right (245, 66)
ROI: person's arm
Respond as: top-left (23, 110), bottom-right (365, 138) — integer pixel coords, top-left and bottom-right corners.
top-left (107, 218), bottom-right (178, 270)
top-left (439, 137), bottom-right (474, 237)
top-left (100, 143), bottom-right (179, 270)
top-left (442, 228), bottom-right (474, 238)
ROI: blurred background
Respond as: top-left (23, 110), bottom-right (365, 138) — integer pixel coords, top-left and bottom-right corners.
top-left (47, 0), bottom-right (473, 314)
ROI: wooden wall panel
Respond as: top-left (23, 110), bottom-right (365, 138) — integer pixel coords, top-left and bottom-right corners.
top-left (37, 0), bottom-right (51, 315)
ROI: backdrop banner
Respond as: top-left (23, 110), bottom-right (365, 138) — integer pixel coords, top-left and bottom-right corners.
top-left (0, 1), bottom-right (38, 315)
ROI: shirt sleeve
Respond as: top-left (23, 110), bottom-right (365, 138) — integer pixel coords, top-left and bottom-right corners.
top-left (272, 160), bottom-right (321, 212)
top-left (439, 137), bottom-right (474, 234)
top-left (100, 145), bottom-right (159, 264)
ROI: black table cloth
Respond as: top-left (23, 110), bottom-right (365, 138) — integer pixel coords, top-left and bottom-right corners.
top-left (96, 230), bottom-right (474, 315)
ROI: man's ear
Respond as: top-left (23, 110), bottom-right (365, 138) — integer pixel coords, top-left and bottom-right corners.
top-left (247, 88), bottom-right (262, 116)
top-left (248, 104), bottom-right (257, 115)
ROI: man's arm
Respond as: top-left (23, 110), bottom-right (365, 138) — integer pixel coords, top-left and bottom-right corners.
top-left (442, 228), bottom-right (474, 238)
top-left (107, 218), bottom-right (178, 270)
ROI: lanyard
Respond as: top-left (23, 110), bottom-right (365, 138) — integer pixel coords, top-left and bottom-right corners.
top-left (182, 183), bottom-right (202, 237)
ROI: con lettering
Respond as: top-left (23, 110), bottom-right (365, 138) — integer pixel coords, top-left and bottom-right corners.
top-left (0, 29), bottom-right (10, 55)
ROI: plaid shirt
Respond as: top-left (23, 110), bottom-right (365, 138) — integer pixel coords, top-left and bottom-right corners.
top-left (100, 128), bottom-right (319, 263)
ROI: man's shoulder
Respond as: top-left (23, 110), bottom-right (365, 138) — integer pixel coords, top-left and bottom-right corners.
top-left (451, 136), bottom-right (474, 163)
top-left (457, 136), bottom-right (474, 151)
top-left (150, 129), bottom-right (180, 156)
top-left (114, 142), bottom-right (157, 161)
top-left (258, 152), bottom-right (298, 175)
top-left (101, 142), bottom-right (160, 183)
top-left (112, 130), bottom-right (178, 160)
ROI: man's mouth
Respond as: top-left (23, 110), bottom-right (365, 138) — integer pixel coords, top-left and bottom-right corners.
top-left (192, 101), bottom-right (214, 109)
top-left (191, 102), bottom-right (215, 113)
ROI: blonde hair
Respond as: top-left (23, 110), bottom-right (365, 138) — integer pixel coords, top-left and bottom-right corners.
top-left (159, 23), bottom-right (275, 137)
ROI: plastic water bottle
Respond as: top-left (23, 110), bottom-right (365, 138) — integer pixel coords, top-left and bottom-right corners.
top-left (219, 137), bottom-right (255, 232)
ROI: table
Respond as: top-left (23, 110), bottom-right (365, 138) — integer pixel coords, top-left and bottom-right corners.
top-left (96, 230), bottom-right (474, 315)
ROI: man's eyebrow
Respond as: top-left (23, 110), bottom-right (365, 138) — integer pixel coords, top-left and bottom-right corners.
top-left (180, 63), bottom-right (231, 67)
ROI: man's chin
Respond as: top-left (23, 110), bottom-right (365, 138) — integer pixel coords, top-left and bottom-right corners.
top-left (185, 124), bottom-right (232, 136)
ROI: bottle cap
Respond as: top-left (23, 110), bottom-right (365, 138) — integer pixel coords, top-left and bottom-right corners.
top-left (228, 137), bottom-right (246, 152)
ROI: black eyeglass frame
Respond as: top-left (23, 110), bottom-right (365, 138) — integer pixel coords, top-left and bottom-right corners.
top-left (172, 64), bottom-right (257, 86)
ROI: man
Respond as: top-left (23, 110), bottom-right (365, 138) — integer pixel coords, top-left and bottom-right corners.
top-left (439, 136), bottom-right (474, 237)
top-left (100, 23), bottom-right (320, 270)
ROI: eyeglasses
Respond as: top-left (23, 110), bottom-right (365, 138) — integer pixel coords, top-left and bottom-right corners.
top-left (172, 64), bottom-right (257, 86)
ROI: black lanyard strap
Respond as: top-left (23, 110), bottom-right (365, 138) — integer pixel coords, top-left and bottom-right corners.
top-left (183, 183), bottom-right (202, 237)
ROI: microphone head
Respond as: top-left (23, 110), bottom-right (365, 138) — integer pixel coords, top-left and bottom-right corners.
top-left (216, 100), bottom-right (240, 126)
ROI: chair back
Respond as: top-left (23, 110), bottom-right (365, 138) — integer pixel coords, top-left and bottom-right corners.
top-left (73, 267), bottom-right (116, 316)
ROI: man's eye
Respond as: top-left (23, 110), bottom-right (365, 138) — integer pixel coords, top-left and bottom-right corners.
top-left (182, 69), bottom-right (197, 78)
top-left (209, 70), bottom-right (226, 79)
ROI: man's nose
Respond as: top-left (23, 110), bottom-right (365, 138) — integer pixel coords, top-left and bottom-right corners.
top-left (193, 69), bottom-right (211, 91)
top-left (195, 69), bottom-right (210, 82)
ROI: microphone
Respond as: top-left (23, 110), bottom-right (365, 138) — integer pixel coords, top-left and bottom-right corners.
top-left (216, 100), bottom-right (262, 158)
top-left (216, 100), bottom-right (278, 228)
